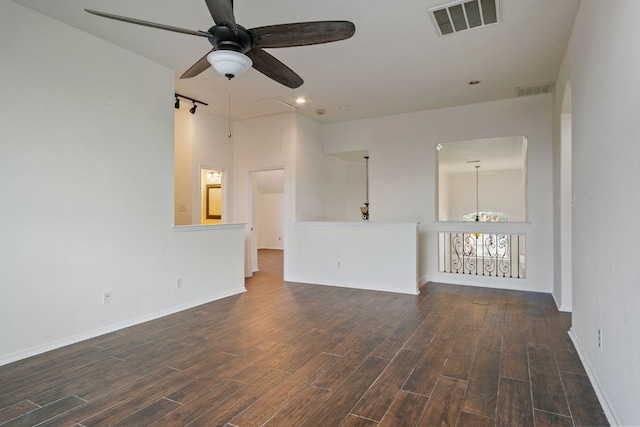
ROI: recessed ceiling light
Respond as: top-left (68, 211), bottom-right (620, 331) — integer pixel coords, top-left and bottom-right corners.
top-left (468, 80), bottom-right (481, 85)
top-left (296, 97), bottom-right (306, 104)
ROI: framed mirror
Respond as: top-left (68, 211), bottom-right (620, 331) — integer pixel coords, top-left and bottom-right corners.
top-left (206, 184), bottom-right (222, 220)
top-left (202, 169), bottom-right (223, 224)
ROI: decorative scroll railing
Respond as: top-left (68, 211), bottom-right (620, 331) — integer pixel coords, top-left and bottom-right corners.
top-left (438, 232), bottom-right (526, 279)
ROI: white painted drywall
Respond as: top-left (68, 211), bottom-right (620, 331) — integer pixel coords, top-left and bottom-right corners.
top-left (233, 114), bottom-right (295, 276)
top-left (253, 169), bottom-right (285, 250)
top-left (191, 111), bottom-right (234, 224)
top-left (445, 170), bottom-right (525, 221)
top-left (288, 222), bottom-right (419, 294)
top-left (0, 2), bottom-right (245, 364)
top-left (258, 193), bottom-right (284, 250)
top-left (438, 171), bottom-right (451, 221)
top-left (552, 1), bottom-right (640, 424)
top-left (295, 114), bottom-right (327, 222)
top-left (174, 108), bottom-right (232, 226)
top-left (324, 156), bottom-right (349, 220)
top-left (233, 114), bottom-right (419, 291)
top-left (324, 95), bottom-right (553, 292)
top-left (174, 109), bottom-right (193, 225)
top-left (323, 157), bottom-right (368, 222)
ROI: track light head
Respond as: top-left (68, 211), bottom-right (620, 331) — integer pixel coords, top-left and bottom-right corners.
top-left (174, 93), bottom-right (207, 113)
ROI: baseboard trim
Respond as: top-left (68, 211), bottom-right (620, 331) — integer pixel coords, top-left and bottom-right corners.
top-left (552, 292), bottom-right (572, 312)
top-left (418, 280), bottom-right (431, 293)
top-left (418, 275), bottom-right (429, 290)
top-left (568, 328), bottom-right (618, 426)
top-left (0, 288), bottom-right (246, 367)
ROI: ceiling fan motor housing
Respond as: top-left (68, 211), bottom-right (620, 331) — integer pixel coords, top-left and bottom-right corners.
top-left (207, 25), bottom-right (252, 53)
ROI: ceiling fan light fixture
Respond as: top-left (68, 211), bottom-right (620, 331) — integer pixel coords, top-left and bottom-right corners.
top-left (207, 50), bottom-right (252, 79)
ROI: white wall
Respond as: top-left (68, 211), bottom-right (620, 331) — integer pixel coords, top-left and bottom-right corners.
top-left (438, 171), bottom-right (450, 221)
top-left (233, 114), bottom-right (295, 224)
top-left (0, 2), bottom-right (245, 364)
top-left (258, 193), bottom-right (284, 249)
top-left (324, 157), bottom-right (349, 221)
top-left (191, 111), bottom-right (233, 224)
top-left (324, 95), bottom-right (553, 292)
top-left (288, 222), bottom-right (418, 294)
top-left (295, 115), bottom-right (327, 221)
top-left (174, 109), bottom-right (193, 225)
top-left (553, 1), bottom-right (640, 424)
top-left (174, 108), bottom-right (232, 225)
top-left (445, 170), bottom-right (525, 221)
top-left (323, 157), bottom-right (368, 222)
top-left (233, 114), bottom-right (295, 276)
top-left (346, 162), bottom-right (368, 221)
top-left (234, 113), bottom-right (329, 277)
top-left (255, 169), bottom-right (285, 250)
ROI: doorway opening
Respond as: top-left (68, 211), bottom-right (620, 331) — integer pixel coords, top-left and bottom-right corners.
top-left (247, 169), bottom-right (285, 279)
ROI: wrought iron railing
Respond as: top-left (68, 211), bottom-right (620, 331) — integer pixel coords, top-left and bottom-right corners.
top-left (438, 232), bottom-right (525, 279)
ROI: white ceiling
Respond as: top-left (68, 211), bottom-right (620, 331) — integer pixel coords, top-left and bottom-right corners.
top-left (11, 0), bottom-right (581, 123)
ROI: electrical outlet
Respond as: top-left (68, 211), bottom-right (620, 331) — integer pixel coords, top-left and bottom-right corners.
top-left (598, 329), bottom-right (603, 349)
top-left (176, 277), bottom-right (183, 288)
top-left (337, 261), bottom-right (341, 269)
top-left (103, 291), bottom-right (111, 304)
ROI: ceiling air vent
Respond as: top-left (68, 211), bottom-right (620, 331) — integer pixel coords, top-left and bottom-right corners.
top-left (231, 97), bottom-right (297, 119)
top-left (515, 82), bottom-right (555, 97)
top-left (429, 0), bottom-right (500, 36)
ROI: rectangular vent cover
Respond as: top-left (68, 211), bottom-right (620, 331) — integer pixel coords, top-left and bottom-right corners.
top-left (429, 0), bottom-right (500, 36)
top-left (515, 82), bottom-right (555, 97)
top-left (231, 97), bottom-right (297, 119)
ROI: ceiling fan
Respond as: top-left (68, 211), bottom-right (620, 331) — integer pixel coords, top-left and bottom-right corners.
top-left (85, 0), bottom-right (356, 89)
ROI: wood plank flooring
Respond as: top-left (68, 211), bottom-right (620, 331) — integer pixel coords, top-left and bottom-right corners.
top-left (0, 249), bottom-right (609, 426)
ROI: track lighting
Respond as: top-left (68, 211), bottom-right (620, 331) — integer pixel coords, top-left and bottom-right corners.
top-left (174, 93), bottom-right (208, 115)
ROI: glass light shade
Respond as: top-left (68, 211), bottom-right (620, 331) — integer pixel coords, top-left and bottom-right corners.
top-left (206, 50), bottom-right (252, 78)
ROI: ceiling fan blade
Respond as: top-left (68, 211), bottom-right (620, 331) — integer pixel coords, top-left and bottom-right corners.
top-left (85, 9), bottom-right (211, 38)
top-left (204, 0), bottom-right (237, 34)
top-left (180, 50), bottom-right (214, 79)
top-left (246, 48), bottom-right (303, 89)
top-left (250, 21), bottom-right (355, 48)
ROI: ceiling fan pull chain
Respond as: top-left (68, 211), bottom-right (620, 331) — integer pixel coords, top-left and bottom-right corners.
top-left (227, 78), bottom-right (232, 138)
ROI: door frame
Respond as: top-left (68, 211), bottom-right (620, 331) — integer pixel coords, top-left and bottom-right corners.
top-left (245, 167), bottom-right (287, 277)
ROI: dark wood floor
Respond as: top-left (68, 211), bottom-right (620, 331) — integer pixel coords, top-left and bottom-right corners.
top-left (0, 249), bottom-right (608, 426)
